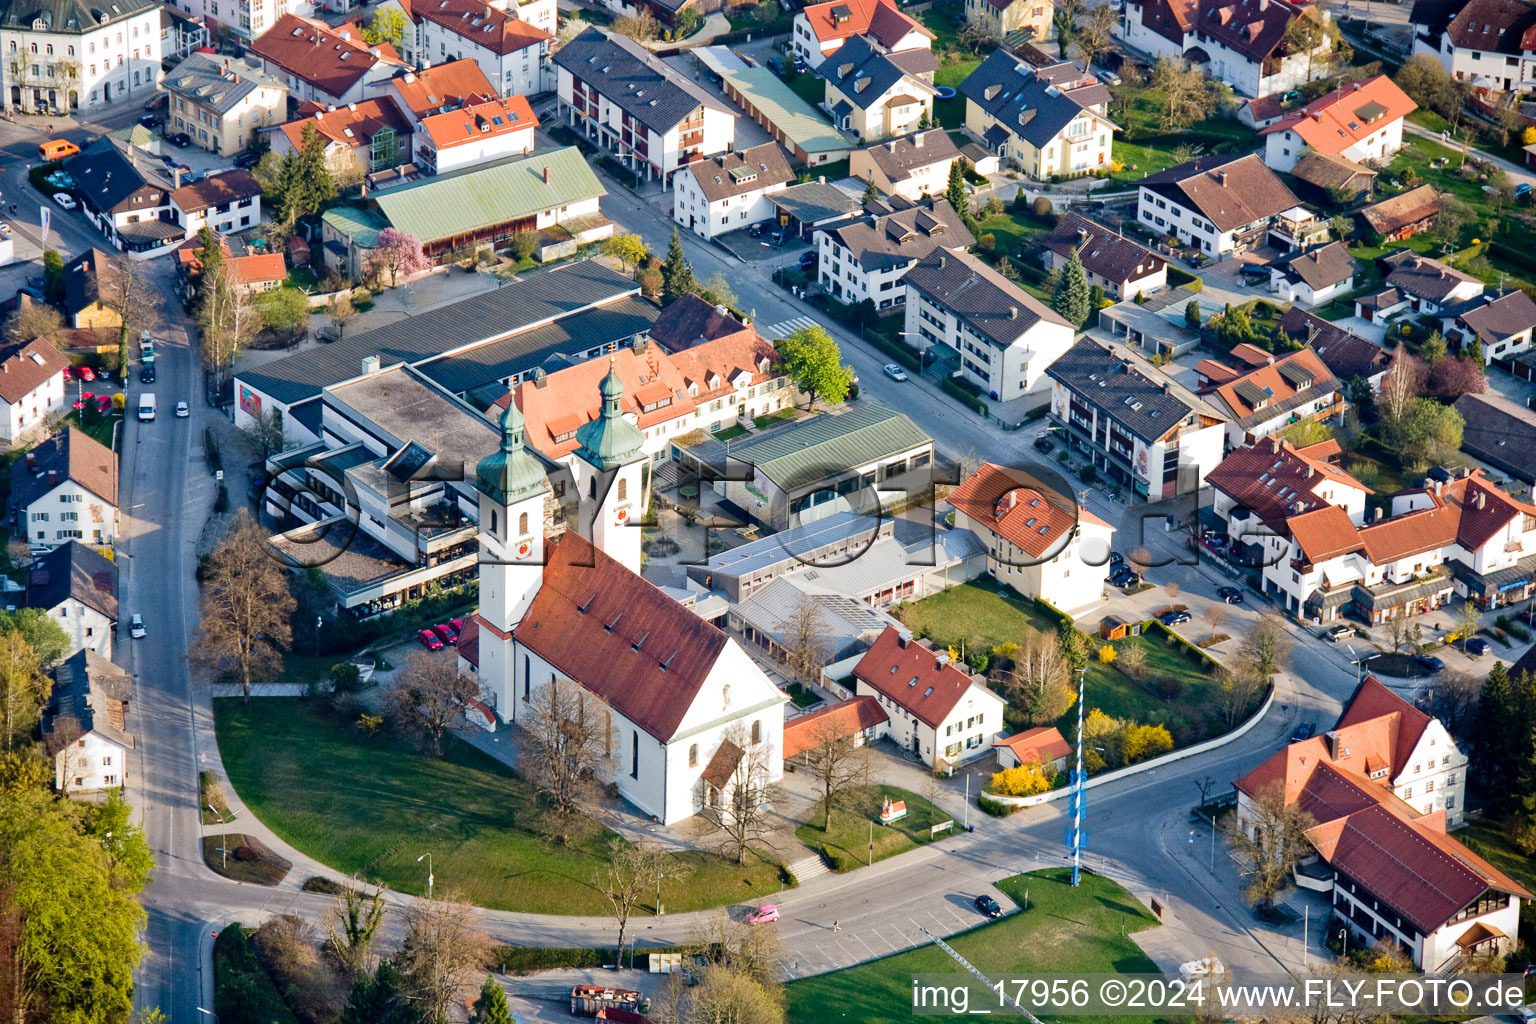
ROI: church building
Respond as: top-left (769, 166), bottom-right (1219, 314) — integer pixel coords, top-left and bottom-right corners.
top-left (469, 363), bottom-right (788, 824)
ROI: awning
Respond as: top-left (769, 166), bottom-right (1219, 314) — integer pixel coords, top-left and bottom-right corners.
top-left (701, 739), bottom-right (743, 790)
top-left (1457, 921), bottom-right (1505, 949)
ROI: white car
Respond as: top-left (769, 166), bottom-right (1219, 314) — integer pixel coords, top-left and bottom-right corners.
top-left (175, 401), bottom-right (190, 418)
top-left (52, 193), bottom-right (77, 210)
top-left (882, 363), bottom-right (908, 382)
top-left (129, 614), bottom-right (146, 639)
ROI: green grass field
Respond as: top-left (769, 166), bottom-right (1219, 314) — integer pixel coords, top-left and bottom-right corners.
top-left (214, 698), bottom-right (788, 914)
top-left (795, 786), bottom-right (952, 869)
top-left (1452, 818), bottom-right (1536, 894)
top-left (785, 867), bottom-right (1162, 1024)
top-left (934, 61), bottom-right (979, 131)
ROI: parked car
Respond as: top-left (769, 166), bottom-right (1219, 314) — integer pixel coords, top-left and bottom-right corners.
top-left (434, 622), bottom-right (459, 645)
top-left (52, 192), bottom-right (77, 210)
top-left (747, 904), bottom-right (779, 925)
top-left (1416, 655), bottom-right (1445, 673)
top-left (766, 57), bottom-right (785, 76)
top-left (1096, 68), bottom-right (1123, 86)
top-left (798, 251), bottom-right (817, 269)
top-left (168, 132), bottom-right (192, 148)
top-left (140, 365), bottom-right (156, 384)
top-left (130, 614), bottom-right (146, 639)
top-left (1159, 609), bottom-right (1192, 626)
top-left (882, 363), bottom-right (908, 382)
top-left (417, 628), bottom-right (444, 651)
top-left (233, 150), bottom-right (261, 168)
top-left (1324, 624), bottom-right (1356, 642)
top-left (175, 401), bottom-right (190, 418)
top-left (974, 894), bottom-right (1002, 919)
top-left (77, 366), bottom-right (96, 382)
top-left (1216, 586), bottom-right (1244, 604)
top-left (769, 230), bottom-right (785, 248)
top-left (1108, 551), bottom-right (1124, 566)
top-left (1110, 568), bottom-right (1141, 587)
top-left (137, 115), bottom-right (161, 129)
top-left (1466, 637), bottom-right (1491, 657)
top-left (1033, 435), bottom-right (1054, 453)
top-left (1290, 722), bottom-right (1316, 742)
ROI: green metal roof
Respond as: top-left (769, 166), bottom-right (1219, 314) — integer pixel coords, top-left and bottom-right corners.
top-left (720, 67), bottom-right (850, 157)
top-left (106, 124), bottom-right (158, 147)
top-left (574, 359), bottom-right (645, 471)
top-left (321, 206), bottom-right (388, 249)
top-left (477, 401), bottom-right (550, 505)
top-left (370, 147), bottom-right (606, 245)
top-left (729, 401), bottom-right (931, 492)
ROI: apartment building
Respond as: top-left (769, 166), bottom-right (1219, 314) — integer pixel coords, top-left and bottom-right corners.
top-left (162, 52), bottom-right (288, 154)
top-left (1122, 0), bottom-right (1336, 99)
top-left (1135, 153), bottom-right (1302, 258)
top-left (672, 142), bottom-right (795, 240)
top-left (961, 54), bottom-right (1116, 180)
top-left (818, 196), bottom-right (972, 308)
top-left (0, 0), bottom-right (162, 113)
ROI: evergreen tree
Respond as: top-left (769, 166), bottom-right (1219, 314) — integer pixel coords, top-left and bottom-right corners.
top-left (42, 249), bottom-right (65, 303)
top-left (862, 176), bottom-right (879, 206)
top-left (661, 226), bottom-right (695, 305)
top-left (1052, 249), bottom-right (1091, 328)
top-left (271, 122), bottom-right (338, 229)
top-left (336, 960), bottom-right (414, 1024)
top-left (1465, 335), bottom-right (1484, 365)
top-left (1184, 297), bottom-right (1201, 329)
top-left (945, 161), bottom-right (968, 216)
top-left (471, 974), bottom-right (517, 1024)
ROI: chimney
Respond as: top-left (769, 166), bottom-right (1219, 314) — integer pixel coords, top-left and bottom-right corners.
top-left (937, 254), bottom-right (946, 269)
top-left (173, 166), bottom-right (182, 189)
top-left (361, 354), bottom-right (381, 375)
top-left (888, 141), bottom-right (898, 153)
top-left (818, 175), bottom-right (826, 184)
top-left (543, 166), bottom-right (551, 184)
top-left (47, 470), bottom-right (57, 486)
top-left (1374, 507), bottom-right (1385, 522)
top-left (1077, 227), bottom-right (1089, 244)
top-left (1009, 306), bottom-right (1018, 319)
top-left (1323, 730), bottom-right (1340, 760)
top-left (914, 131), bottom-right (925, 147)
top-left (404, 71), bottom-right (415, 83)
top-left (1218, 170), bottom-right (1228, 186)
top-left (533, 367), bottom-right (548, 388)
top-left (1162, 381), bottom-right (1171, 393)
top-left (1477, 490), bottom-right (1486, 510)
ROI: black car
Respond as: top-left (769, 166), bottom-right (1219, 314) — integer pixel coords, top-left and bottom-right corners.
top-left (168, 132), bottom-right (192, 148)
top-left (766, 56), bottom-right (785, 76)
top-left (749, 222), bottom-right (766, 238)
top-left (1110, 568), bottom-right (1141, 587)
top-left (1109, 551), bottom-right (1124, 566)
top-left (233, 150), bottom-right (261, 168)
top-left (1217, 586), bottom-right (1244, 604)
top-left (974, 894), bottom-right (1002, 919)
top-left (1416, 655), bottom-right (1445, 673)
top-left (1466, 637), bottom-right (1491, 657)
top-left (798, 250), bottom-right (816, 268)
top-left (1033, 436), bottom-right (1054, 453)
top-left (140, 365), bottom-right (155, 384)
top-left (1290, 722), bottom-right (1316, 742)
top-left (1159, 609), bottom-right (1192, 626)
top-left (137, 115), bottom-right (161, 129)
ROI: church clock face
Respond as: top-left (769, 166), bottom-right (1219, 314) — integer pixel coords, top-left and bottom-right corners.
top-left (615, 505), bottom-right (631, 525)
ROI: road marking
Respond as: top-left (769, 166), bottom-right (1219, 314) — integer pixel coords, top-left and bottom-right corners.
top-left (759, 316), bottom-right (817, 340)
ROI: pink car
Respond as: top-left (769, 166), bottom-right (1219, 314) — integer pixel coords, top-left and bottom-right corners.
top-left (417, 628), bottom-right (444, 651)
top-left (747, 904), bottom-right (779, 925)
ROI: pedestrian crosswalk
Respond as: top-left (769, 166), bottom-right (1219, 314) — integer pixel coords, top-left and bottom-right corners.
top-left (758, 316), bottom-right (818, 340)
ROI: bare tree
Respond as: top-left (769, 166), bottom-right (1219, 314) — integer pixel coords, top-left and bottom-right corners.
top-left (1215, 659), bottom-right (1267, 727)
top-left (393, 894), bottom-right (493, 1024)
top-left (778, 594), bottom-right (831, 683)
top-left (688, 911), bottom-right (784, 990)
top-left (1071, 3), bottom-right (1117, 70)
top-left (1379, 352), bottom-right (1421, 428)
top-left (593, 843), bottom-right (670, 966)
top-left (1228, 781), bottom-right (1314, 908)
top-left (1386, 615), bottom-right (1409, 655)
top-left (1004, 628), bottom-right (1073, 725)
top-left (327, 294), bottom-right (358, 342)
top-left (1239, 610), bottom-right (1294, 678)
top-left (1150, 57), bottom-right (1216, 130)
top-left (324, 878), bottom-right (387, 978)
top-left (7, 303), bottom-right (65, 350)
top-left (522, 677), bottom-right (612, 843)
top-left (1423, 669), bottom-right (1479, 735)
top-left (681, 968), bottom-right (785, 1024)
top-left (238, 407), bottom-right (288, 463)
top-left (387, 651), bottom-right (482, 757)
top-left (1163, 580), bottom-right (1181, 604)
top-left (193, 509), bottom-right (296, 701)
top-left (1117, 641), bottom-right (1147, 680)
top-left (1204, 605), bottom-right (1228, 645)
top-left (1456, 600), bottom-right (1481, 653)
top-left (798, 714), bottom-right (872, 831)
top-left (700, 724), bottom-right (777, 865)
top-left (200, 267), bottom-right (263, 390)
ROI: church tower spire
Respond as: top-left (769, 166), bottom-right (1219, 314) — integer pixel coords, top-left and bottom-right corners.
top-left (571, 358), bottom-right (648, 575)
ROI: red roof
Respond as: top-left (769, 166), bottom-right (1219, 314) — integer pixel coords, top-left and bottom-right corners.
top-left (994, 726), bottom-right (1070, 766)
top-left (800, 0), bottom-right (929, 48)
top-left (226, 252), bottom-right (288, 286)
top-left (380, 60), bottom-right (499, 117)
top-left (781, 696), bottom-right (888, 757)
top-left (277, 98), bottom-right (412, 152)
top-left (1211, 347), bottom-right (1336, 421)
top-left (0, 339), bottom-right (68, 405)
top-left (1284, 503), bottom-right (1361, 564)
top-left (852, 626), bottom-right (979, 729)
top-left (503, 347), bottom-right (697, 459)
top-left (1260, 75), bottom-right (1418, 156)
top-left (1206, 436), bottom-right (1370, 532)
top-left (668, 329), bottom-right (780, 403)
top-left (946, 462), bottom-right (1112, 559)
top-left (1332, 676), bottom-right (1431, 774)
top-left (514, 533), bottom-right (746, 742)
top-left (418, 94), bottom-right (537, 150)
top-left (457, 616), bottom-right (480, 668)
top-left (416, 0), bottom-right (551, 55)
top-left (249, 14), bottom-right (405, 98)
top-left (1359, 473), bottom-right (1536, 563)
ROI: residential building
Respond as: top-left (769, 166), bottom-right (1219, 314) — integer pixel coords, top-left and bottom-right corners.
top-left (1440, 289), bottom-right (1536, 365)
top-left (792, 0), bottom-right (930, 70)
top-left (63, 138), bottom-right (180, 257)
top-left (672, 142), bottom-right (795, 240)
top-left (1354, 249), bottom-right (1485, 325)
top-left (769, 179), bottom-right (864, 239)
top-left (994, 725), bottom-right (1070, 772)
top-left (1410, 0), bottom-right (1536, 96)
top-left (554, 28), bottom-right (736, 187)
top-left (408, 0), bottom-right (552, 98)
top-left (850, 129), bottom-right (959, 201)
top-left (413, 95), bottom-right (538, 175)
top-left (162, 52), bottom-right (288, 155)
top-left (1358, 184), bottom-right (1440, 242)
top-left (382, 0), bottom-right (556, 59)
top-left (159, 5), bottom-right (207, 60)
top-left (963, 0), bottom-right (1052, 43)
top-left (62, 247), bottom-right (124, 329)
top-left (1121, 0), bottom-right (1336, 99)
top-left (649, 293), bottom-right (754, 353)
top-left (10, 427), bottom-right (119, 551)
top-left (902, 249), bottom-right (1074, 404)
top-left (1099, 285), bottom-right (1203, 358)
top-left (247, 14), bottom-right (406, 107)
top-left (818, 196), bottom-right (972, 308)
top-left (1289, 151), bottom-right (1377, 204)
top-left (1259, 75), bottom-right (1416, 172)
top-left (1267, 241), bottom-right (1359, 306)
top-left (1234, 677), bottom-right (1522, 970)
top-left (1042, 212), bottom-right (1167, 300)
top-left (1135, 153), bottom-right (1302, 258)
top-left (0, 0), bottom-right (162, 113)
top-left (1276, 307), bottom-right (1390, 389)
top-left (1197, 347), bottom-right (1345, 448)
top-left (0, 339), bottom-right (68, 444)
top-left (26, 540), bottom-right (117, 658)
top-left (1046, 337), bottom-right (1229, 499)
top-left (42, 650), bottom-right (132, 795)
top-left (782, 696), bottom-right (889, 762)
top-left (948, 461), bottom-right (1116, 613)
top-left (268, 99), bottom-right (413, 179)
top-left (852, 625), bottom-right (1005, 769)
top-left (822, 34), bottom-right (937, 142)
top-left (171, 169), bottom-right (263, 238)
top-left (717, 66), bottom-right (850, 169)
top-left (961, 54), bottom-right (1116, 180)
top-left (174, 233), bottom-right (286, 299)
top-left (369, 59), bottom-right (498, 122)
top-left (1453, 392), bottom-right (1536, 484)
top-left (172, 0), bottom-right (312, 43)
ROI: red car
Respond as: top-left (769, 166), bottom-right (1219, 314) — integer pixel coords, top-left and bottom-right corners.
top-left (61, 367), bottom-right (72, 381)
top-left (434, 622), bottom-right (458, 645)
top-left (450, 617), bottom-right (465, 634)
top-left (417, 628), bottom-right (444, 651)
top-left (77, 366), bottom-right (96, 382)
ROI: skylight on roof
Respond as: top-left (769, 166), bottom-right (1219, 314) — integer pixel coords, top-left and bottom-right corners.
top-left (909, 676), bottom-right (919, 687)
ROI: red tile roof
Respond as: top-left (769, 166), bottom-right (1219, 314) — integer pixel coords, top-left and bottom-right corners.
top-left (514, 532), bottom-right (746, 742)
top-left (1206, 436), bottom-right (1370, 531)
top-left (800, 0), bottom-right (929, 49)
top-left (946, 462), bottom-right (1112, 559)
top-left (1260, 75), bottom-right (1417, 155)
top-left (249, 14), bottom-right (405, 98)
top-left (417, 95), bottom-right (537, 150)
top-left (853, 626), bottom-right (981, 728)
top-left (0, 339), bottom-right (68, 405)
top-left (1333, 675), bottom-right (1432, 774)
top-left (668, 330), bottom-right (780, 402)
top-left (416, 0), bottom-right (551, 55)
top-left (226, 252), bottom-right (288, 286)
top-left (1285, 503), bottom-right (1362, 564)
top-left (995, 725), bottom-right (1070, 766)
top-left (782, 696), bottom-right (888, 757)
top-left (277, 98), bottom-right (412, 152)
top-left (503, 347), bottom-right (697, 459)
top-left (380, 60), bottom-right (499, 117)
top-left (1211, 347), bottom-right (1336, 422)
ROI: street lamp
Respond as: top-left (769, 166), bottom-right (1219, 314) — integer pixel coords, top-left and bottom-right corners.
top-left (197, 1008), bottom-right (219, 1023)
top-left (417, 853), bottom-right (434, 900)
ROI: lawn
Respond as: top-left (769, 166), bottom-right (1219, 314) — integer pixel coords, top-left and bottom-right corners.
top-left (214, 698), bottom-right (789, 914)
top-left (1105, 83), bottom-right (1258, 184)
top-left (62, 408), bottom-right (119, 449)
top-left (896, 577), bottom-right (1063, 653)
top-left (933, 61), bottom-right (978, 131)
top-left (1452, 818), bottom-right (1536, 895)
top-left (795, 785), bottom-right (952, 870)
top-left (784, 867), bottom-right (1163, 1024)
top-left (973, 209), bottom-right (1052, 262)
top-left (786, 70), bottom-right (825, 112)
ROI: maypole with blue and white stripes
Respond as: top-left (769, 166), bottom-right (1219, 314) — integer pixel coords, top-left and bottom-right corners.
top-left (1065, 665), bottom-right (1089, 886)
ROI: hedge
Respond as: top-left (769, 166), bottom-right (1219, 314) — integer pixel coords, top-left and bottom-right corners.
top-left (1166, 266), bottom-right (1202, 292)
top-left (820, 843), bottom-right (858, 872)
top-left (494, 946), bottom-right (606, 974)
top-left (942, 377), bottom-right (987, 414)
top-left (1141, 619), bottom-right (1214, 666)
top-left (1033, 597), bottom-right (1074, 631)
top-left (862, 329), bottom-right (922, 372)
top-left (214, 926), bottom-right (299, 1024)
top-left (978, 794), bottom-right (1022, 816)
top-left (1490, 242), bottom-right (1536, 276)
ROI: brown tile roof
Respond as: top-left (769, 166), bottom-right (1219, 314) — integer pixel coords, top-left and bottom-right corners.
top-left (994, 725), bottom-right (1070, 765)
top-left (1277, 308), bottom-right (1390, 382)
top-left (416, 0), bottom-right (551, 55)
top-left (853, 626), bottom-right (978, 728)
top-left (0, 339), bottom-right (68, 405)
top-left (668, 330), bottom-right (781, 401)
top-left (249, 14), bottom-right (404, 97)
top-left (856, 129), bottom-right (958, 183)
top-left (947, 461), bottom-right (1113, 558)
top-left (172, 169), bottom-right (262, 214)
top-left (782, 695), bottom-right (888, 757)
top-left (649, 294), bottom-right (751, 353)
top-left (1382, 248), bottom-right (1482, 303)
top-left (1044, 213), bottom-right (1166, 286)
top-left (1445, 0), bottom-right (1536, 55)
top-left (1456, 289), bottom-right (1536, 345)
top-left (514, 532), bottom-right (741, 742)
top-left (1360, 185), bottom-right (1440, 236)
top-left (417, 95), bottom-right (537, 150)
top-left (457, 616), bottom-right (480, 668)
top-left (380, 60), bottom-right (498, 117)
top-left (1272, 240), bottom-right (1358, 291)
top-left (1243, 93), bottom-right (1286, 124)
top-left (700, 738), bottom-right (744, 789)
top-left (682, 142), bottom-right (794, 205)
top-left (9, 427), bottom-right (118, 512)
top-left (800, 0), bottom-right (929, 48)
top-left (1260, 75), bottom-right (1417, 154)
top-left (277, 99), bottom-right (412, 153)
top-left (505, 347), bottom-right (696, 459)
top-left (1211, 347), bottom-right (1338, 424)
top-left (1358, 472), bottom-right (1536, 562)
top-left (1207, 436), bottom-right (1370, 531)
top-left (1135, 153), bottom-right (1300, 232)
top-left (1194, 0), bottom-right (1313, 64)
top-left (1290, 151), bottom-right (1377, 191)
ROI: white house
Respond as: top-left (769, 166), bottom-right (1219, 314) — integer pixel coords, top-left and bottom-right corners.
top-left (1440, 289), bottom-right (1536, 365)
top-left (63, 137), bottom-right (183, 259)
top-left (852, 625), bottom-right (1005, 770)
top-left (947, 462), bottom-right (1116, 614)
top-left (902, 249), bottom-right (1075, 405)
top-left (672, 143), bottom-right (795, 240)
top-left (9, 426), bottom-right (119, 551)
top-left (1267, 241), bottom-right (1359, 307)
top-left (960, 55), bottom-right (1117, 181)
top-left (1135, 153), bottom-right (1302, 258)
top-left (470, 371), bottom-right (788, 824)
top-left (821, 35), bottom-right (937, 142)
top-left (849, 129), bottom-right (959, 202)
top-left (0, 0), bottom-right (162, 113)
top-left (170, 0), bottom-right (311, 43)
top-left (1198, 347), bottom-right (1346, 449)
top-left (42, 649), bottom-right (132, 796)
top-left (792, 0), bottom-right (930, 70)
top-left (1355, 249), bottom-right (1485, 325)
top-left (1260, 75), bottom-right (1417, 172)
top-left (1411, 0), bottom-right (1536, 97)
top-left (26, 540), bottom-right (118, 659)
top-left (0, 339), bottom-right (68, 445)
top-left (553, 27), bottom-right (736, 188)
top-left (1121, 0), bottom-right (1335, 99)
top-left (818, 196), bottom-right (972, 309)
top-left (410, 0), bottom-right (552, 99)
top-left (247, 14), bottom-right (407, 107)
top-left (413, 94), bottom-right (538, 175)
top-left (267, 99), bottom-right (413, 180)
top-left (171, 169), bottom-right (263, 237)
top-left (380, 0), bottom-right (555, 62)
top-left (1042, 212), bottom-right (1168, 301)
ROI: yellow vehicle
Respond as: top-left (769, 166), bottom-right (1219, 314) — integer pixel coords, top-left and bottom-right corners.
top-left (37, 139), bottom-right (79, 161)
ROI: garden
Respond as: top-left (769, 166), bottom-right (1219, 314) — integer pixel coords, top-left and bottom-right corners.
top-left (794, 785), bottom-right (952, 871)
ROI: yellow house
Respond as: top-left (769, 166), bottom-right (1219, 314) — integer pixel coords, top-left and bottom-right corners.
top-left (963, 0), bottom-right (1052, 42)
top-left (62, 250), bottom-right (124, 331)
top-left (961, 54), bottom-right (1117, 181)
top-left (822, 36), bottom-right (938, 143)
top-left (163, 52), bottom-right (289, 156)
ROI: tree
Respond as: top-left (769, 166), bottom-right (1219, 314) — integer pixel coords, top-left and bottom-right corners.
top-left (470, 975), bottom-right (516, 1024)
top-left (326, 293), bottom-right (358, 342)
top-left (602, 232), bottom-right (649, 274)
top-left (1393, 397), bottom-right (1464, 472)
top-left (237, 407), bottom-right (287, 463)
top-left (99, 254), bottom-right (162, 382)
top-left (255, 286), bottom-right (311, 336)
top-left (1282, 11), bottom-right (1326, 83)
top-left (366, 228), bottom-right (430, 289)
top-left (392, 895), bottom-right (493, 1024)
top-left (523, 677), bottom-right (612, 842)
top-left (1072, 3), bottom-right (1117, 70)
top-left (683, 966), bottom-right (785, 1024)
top-left (945, 161), bottom-right (968, 219)
top-left (1456, 600), bottom-right (1482, 653)
top-left (662, 227), bottom-right (696, 304)
top-left (84, 791), bottom-right (156, 891)
top-left (675, 6), bottom-right (699, 36)
top-left (271, 123), bottom-right (338, 230)
top-left (862, 175), bottom-right (879, 206)
top-left (1395, 53), bottom-right (1452, 111)
top-left (1424, 669), bottom-right (1480, 735)
top-left (779, 594), bottom-right (831, 683)
top-left (1150, 57), bottom-right (1216, 130)
top-left (7, 303), bottom-right (65, 350)
top-left (1330, 214), bottom-right (1353, 241)
top-left (1204, 604), bottom-right (1228, 645)
top-left (701, 724), bottom-right (777, 865)
top-left (1228, 781), bottom-right (1314, 908)
top-left (41, 250), bottom-right (65, 304)
top-left (777, 325), bottom-right (854, 410)
top-left (1181, 298), bottom-right (1201, 330)
top-left (193, 510), bottom-right (296, 701)
top-left (1426, 354), bottom-right (1487, 401)
top-left (1163, 580), bottom-right (1180, 603)
top-left (0, 750), bottom-right (51, 797)
top-left (613, 8), bottom-right (659, 41)
top-left (1379, 351), bottom-right (1426, 429)
top-left (512, 231), bottom-right (539, 261)
top-left (387, 652), bottom-right (481, 757)
top-left (0, 630), bottom-right (43, 754)
top-left (697, 271), bottom-right (737, 310)
top-left (326, 879), bottom-right (388, 978)
top-left (1239, 611), bottom-right (1293, 678)
top-left (1052, 0), bottom-right (1078, 53)
top-left (1216, 660), bottom-right (1266, 727)
top-left (1431, 194), bottom-right (1474, 253)
top-left (799, 713), bottom-right (872, 830)
top-left (1004, 629), bottom-right (1074, 725)
top-left (335, 960), bottom-right (413, 1024)
top-left (360, 5), bottom-right (407, 45)
top-left (592, 842), bottom-right (669, 965)
top-left (1051, 249), bottom-right (1091, 328)
top-left (0, 610), bottom-right (69, 671)
top-left (1279, 419), bottom-right (1332, 448)
top-left (1117, 641), bottom-right (1147, 681)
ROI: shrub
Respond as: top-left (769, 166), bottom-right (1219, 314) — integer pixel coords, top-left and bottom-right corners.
top-left (1097, 644), bottom-right (1116, 664)
top-left (988, 763), bottom-right (1053, 796)
top-left (978, 793), bottom-right (1022, 816)
top-left (1030, 196), bottom-right (1053, 219)
top-left (299, 876), bottom-right (352, 896)
top-left (1122, 724), bottom-right (1174, 764)
top-left (214, 927), bottom-right (298, 1024)
top-left (976, 232), bottom-right (996, 253)
top-left (1154, 677), bottom-right (1182, 700)
top-left (1078, 464), bottom-right (1097, 483)
top-left (493, 946), bottom-right (604, 974)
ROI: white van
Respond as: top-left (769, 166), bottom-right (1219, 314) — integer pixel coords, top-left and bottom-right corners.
top-left (138, 393), bottom-right (156, 422)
